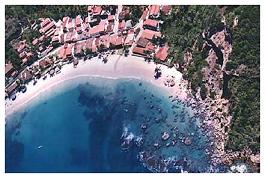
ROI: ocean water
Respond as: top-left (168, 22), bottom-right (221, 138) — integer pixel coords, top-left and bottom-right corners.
top-left (5, 77), bottom-right (214, 173)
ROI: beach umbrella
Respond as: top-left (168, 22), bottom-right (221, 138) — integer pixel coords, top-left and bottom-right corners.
top-left (49, 69), bottom-right (55, 75)
top-left (10, 94), bottom-right (16, 101)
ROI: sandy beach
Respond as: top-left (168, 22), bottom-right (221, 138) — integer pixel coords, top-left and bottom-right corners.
top-left (5, 55), bottom-right (186, 118)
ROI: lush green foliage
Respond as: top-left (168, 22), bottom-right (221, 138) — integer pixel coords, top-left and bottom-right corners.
top-left (224, 6), bottom-right (260, 153)
top-left (6, 5), bottom-right (88, 21)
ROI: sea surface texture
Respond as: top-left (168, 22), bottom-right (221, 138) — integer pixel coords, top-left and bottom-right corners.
top-left (5, 77), bottom-right (216, 173)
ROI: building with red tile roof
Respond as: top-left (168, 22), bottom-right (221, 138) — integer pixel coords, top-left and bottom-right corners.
top-left (19, 51), bottom-right (27, 59)
top-left (6, 82), bottom-right (18, 96)
top-left (143, 19), bottom-right (159, 31)
top-left (17, 40), bottom-right (26, 53)
top-left (32, 38), bottom-right (39, 46)
top-left (63, 16), bottom-right (70, 28)
top-left (89, 21), bottom-right (106, 37)
top-left (124, 34), bottom-right (134, 46)
top-left (155, 44), bottom-right (169, 61)
top-left (132, 46), bottom-right (147, 56)
top-left (40, 18), bottom-right (51, 28)
top-left (118, 20), bottom-right (126, 31)
top-left (75, 15), bottom-right (82, 27)
top-left (161, 5), bottom-right (172, 15)
top-left (39, 58), bottom-right (52, 70)
top-left (93, 6), bottom-right (102, 16)
top-left (5, 63), bottom-right (14, 77)
top-left (108, 15), bottom-right (115, 22)
top-left (136, 37), bottom-right (149, 48)
top-left (149, 5), bottom-right (160, 17)
top-left (40, 21), bottom-right (55, 34)
top-left (19, 69), bottom-right (33, 83)
top-left (141, 29), bottom-right (161, 40)
top-left (141, 9), bottom-right (148, 21)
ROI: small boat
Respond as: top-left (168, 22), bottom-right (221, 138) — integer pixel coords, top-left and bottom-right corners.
top-left (37, 145), bottom-right (43, 149)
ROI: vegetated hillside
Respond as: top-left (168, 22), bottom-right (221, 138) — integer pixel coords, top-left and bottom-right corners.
top-left (224, 6), bottom-right (260, 153)
top-left (161, 5), bottom-right (260, 153)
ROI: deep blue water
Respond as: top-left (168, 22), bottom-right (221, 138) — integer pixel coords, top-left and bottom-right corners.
top-left (5, 77), bottom-right (214, 173)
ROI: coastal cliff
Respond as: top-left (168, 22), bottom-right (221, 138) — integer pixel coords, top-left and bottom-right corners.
top-left (162, 5), bottom-right (260, 171)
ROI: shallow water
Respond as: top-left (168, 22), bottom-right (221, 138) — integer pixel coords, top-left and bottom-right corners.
top-left (5, 77), bottom-right (213, 172)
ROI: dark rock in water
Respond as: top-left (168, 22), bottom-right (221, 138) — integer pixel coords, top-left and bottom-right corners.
top-left (184, 137), bottom-right (192, 145)
top-left (141, 123), bottom-right (147, 130)
top-left (139, 82), bottom-right (142, 86)
top-left (162, 132), bottom-right (170, 141)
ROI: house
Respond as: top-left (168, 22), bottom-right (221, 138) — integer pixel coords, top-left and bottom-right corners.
top-left (149, 5), bottom-right (160, 18)
top-left (155, 44), bottom-right (169, 61)
top-left (132, 46), bottom-right (147, 56)
top-left (19, 69), bottom-right (33, 84)
top-left (161, 5), bottom-right (172, 15)
top-left (32, 38), bottom-right (39, 46)
top-left (89, 21), bottom-right (106, 37)
top-left (136, 37), bottom-right (149, 48)
top-left (124, 33), bottom-right (134, 46)
top-left (17, 40), bottom-right (26, 53)
top-left (118, 20), bottom-right (126, 31)
top-left (141, 9), bottom-right (148, 21)
top-left (75, 15), bottom-right (82, 27)
top-left (143, 19), bottom-right (159, 31)
top-left (106, 22), bottom-right (114, 34)
top-left (141, 29), bottom-right (161, 40)
top-left (110, 35), bottom-right (124, 49)
top-left (108, 15), bottom-right (115, 22)
top-left (40, 18), bottom-right (51, 28)
top-left (74, 41), bottom-right (85, 56)
top-left (92, 6), bottom-right (102, 16)
top-left (40, 21), bottom-right (55, 34)
top-left (5, 63), bottom-right (15, 77)
top-left (39, 58), bottom-right (53, 70)
top-left (6, 82), bottom-right (18, 96)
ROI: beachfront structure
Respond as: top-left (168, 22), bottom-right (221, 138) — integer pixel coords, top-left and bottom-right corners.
top-left (19, 69), bottom-right (33, 84)
top-left (5, 82), bottom-right (19, 96)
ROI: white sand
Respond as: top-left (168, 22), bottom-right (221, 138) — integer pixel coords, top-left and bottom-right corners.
top-left (5, 55), bottom-right (187, 117)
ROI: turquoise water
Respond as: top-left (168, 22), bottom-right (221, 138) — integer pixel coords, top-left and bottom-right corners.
top-left (5, 77), bottom-right (214, 172)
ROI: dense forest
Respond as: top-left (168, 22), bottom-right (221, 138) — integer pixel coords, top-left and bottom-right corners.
top-left (223, 6), bottom-right (260, 153)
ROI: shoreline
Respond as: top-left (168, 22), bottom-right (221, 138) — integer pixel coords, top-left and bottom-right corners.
top-left (5, 55), bottom-right (186, 118)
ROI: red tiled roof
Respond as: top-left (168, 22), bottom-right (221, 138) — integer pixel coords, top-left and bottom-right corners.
top-left (41, 21), bottom-right (55, 34)
top-left (32, 38), bottom-right (39, 45)
top-left (39, 35), bottom-right (45, 42)
top-left (75, 15), bottom-right (82, 27)
top-left (87, 6), bottom-right (92, 12)
top-left (52, 35), bottom-right (59, 42)
top-left (161, 5), bottom-right (172, 15)
top-left (149, 5), bottom-right (160, 16)
top-left (63, 16), bottom-right (69, 27)
top-left (155, 45), bottom-right (169, 61)
top-left (132, 46), bottom-right (147, 56)
top-left (118, 20), bottom-right (126, 30)
top-left (143, 19), bottom-right (159, 28)
top-left (141, 29), bottom-right (161, 40)
top-left (93, 6), bottom-right (102, 16)
top-left (85, 38), bottom-right (94, 50)
top-left (141, 9), bottom-right (148, 20)
top-left (89, 21), bottom-right (105, 36)
top-left (19, 51), bottom-right (27, 59)
top-left (40, 18), bottom-right (51, 28)
top-left (136, 37), bottom-right (149, 48)
top-left (39, 58), bottom-right (51, 69)
top-left (108, 15), bottom-right (115, 21)
top-left (5, 63), bottom-right (14, 75)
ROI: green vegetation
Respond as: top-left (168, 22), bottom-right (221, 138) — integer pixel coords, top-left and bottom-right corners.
top-left (162, 5), bottom-right (260, 153)
top-left (224, 6), bottom-right (260, 153)
top-left (5, 5), bottom-right (88, 21)
top-left (161, 6), bottom-right (222, 91)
